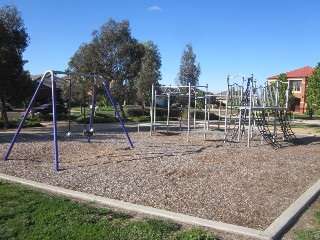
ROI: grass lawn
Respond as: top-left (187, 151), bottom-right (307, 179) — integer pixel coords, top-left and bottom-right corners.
top-left (0, 180), bottom-right (217, 240)
top-left (291, 114), bottom-right (320, 120)
top-left (294, 204), bottom-right (320, 240)
top-left (290, 124), bottom-right (320, 131)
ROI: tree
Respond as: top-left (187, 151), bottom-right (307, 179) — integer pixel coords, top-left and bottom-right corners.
top-left (69, 43), bottom-right (99, 74)
top-left (0, 4), bottom-right (32, 128)
top-left (277, 73), bottom-right (290, 107)
top-left (67, 43), bottom-right (98, 108)
top-left (135, 41), bottom-right (162, 109)
top-left (13, 70), bottom-right (34, 107)
top-left (177, 43), bottom-right (201, 86)
top-left (306, 63), bottom-right (320, 117)
top-left (69, 18), bottom-right (144, 119)
top-left (270, 73), bottom-right (294, 108)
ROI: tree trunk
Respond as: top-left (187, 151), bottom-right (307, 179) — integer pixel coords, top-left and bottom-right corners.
top-left (118, 104), bottom-right (127, 121)
top-left (0, 97), bottom-right (9, 129)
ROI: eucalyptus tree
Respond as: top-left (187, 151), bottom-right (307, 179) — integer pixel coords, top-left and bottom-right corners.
top-left (306, 63), bottom-right (320, 117)
top-left (177, 43), bottom-right (201, 86)
top-left (0, 4), bottom-right (32, 128)
top-left (67, 43), bottom-right (99, 107)
top-left (69, 18), bottom-right (144, 119)
top-left (135, 40), bottom-right (162, 109)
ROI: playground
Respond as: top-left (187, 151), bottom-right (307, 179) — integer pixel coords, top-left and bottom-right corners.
top-left (0, 71), bottom-right (320, 239)
top-left (0, 121), bottom-right (319, 236)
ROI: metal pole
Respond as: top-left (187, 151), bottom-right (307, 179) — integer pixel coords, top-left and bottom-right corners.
top-left (261, 84), bottom-right (267, 144)
top-left (82, 78), bottom-right (86, 131)
top-left (150, 84), bottom-right (154, 135)
top-left (247, 76), bottom-right (253, 147)
top-left (218, 93), bottom-right (222, 130)
top-left (67, 76), bottom-right (72, 135)
top-left (194, 92), bottom-right (197, 129)
top-left (274, 81), bottom-right (279, 141)
top-left (167, 92), bottom-right (171, 131)
top-left (203, 85), bottom-right (208, 140)
top-left (51, 74), bottom-right (59, 172)
top-left (207, 97), bottom-right (210, 130)
top-left (102, 81), bottom-right (134, 149)
top-left (286, 80), bottom-right (290, 109)
top-left (187, 82), bottom-right (191, 142)
top-left (205, 84), bottom-right (208, 130)
top-left (179, 105), bottom-right (183, 132)
top-left (238, 87), bottom-right (242, 142)
top-left (87, 77), bottom-right (97, 143)
top-left (154, 90), bottom-right (157, 131)
top-left (3, 71), bottom-right (51, 161)
top-left (241, 77), bottom-right (245, 105)
top-left (224, 76), bottom-right (230, 141)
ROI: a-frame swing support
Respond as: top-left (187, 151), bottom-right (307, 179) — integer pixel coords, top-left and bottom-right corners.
top-left (3, 70), bottom-right (134, 172)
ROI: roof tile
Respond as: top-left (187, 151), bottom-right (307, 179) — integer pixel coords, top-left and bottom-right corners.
top-left (268, 66), bottom-right (314, 79)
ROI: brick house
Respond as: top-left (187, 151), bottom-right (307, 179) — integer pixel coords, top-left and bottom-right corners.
top-left (31, 74), bottom-right (66, 105)
top-left (267, 66), bottom-right (314, 114)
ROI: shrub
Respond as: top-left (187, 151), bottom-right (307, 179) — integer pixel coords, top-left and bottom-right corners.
top-left (156, 116), bottom-right (167, 121)
top-left (182, 109), bottom-right (219, 120)
top-left (95, 112), bottom-right (115, 118)
top-left (171, 103), bottom-right (180, 108)
top-left (154, 108), bottom-right (182, 118)
top-left (99, 106), bottom-right (115, 111)
top-left (76, 115), bottom-right (118, 124)
top-left (0, 118), bottom-right (42, 129)
top-left (34, 113), bottom-right (76, 121)
top-left (0, 119), bottom-right (19, 128)
top-left (155, 108), bottom-right (167, 117)
top-left (125, 107), bottom-right (184, 119)
top-left (129, 115), bottom-right (150, 122)
top-left (25, 118), bottom-right (42, 127)
top-left (125, 108), bottom-right (149, 117)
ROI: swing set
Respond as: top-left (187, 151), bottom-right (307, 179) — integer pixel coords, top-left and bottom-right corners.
top-left (3, 70), bottom-right (134, 172)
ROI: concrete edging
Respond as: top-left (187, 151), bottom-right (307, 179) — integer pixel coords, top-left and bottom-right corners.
top-left (261, 179), bottom-right (320, 239)
top-left (1, 173), bottom-right (319, 240)
top-left (0, 173), bottom-right (265, 239)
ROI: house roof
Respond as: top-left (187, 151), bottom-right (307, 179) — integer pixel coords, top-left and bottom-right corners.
top-left (268, 66), bottom-right (314, 79)
top-left (31, 74), bottom-right (66, 89)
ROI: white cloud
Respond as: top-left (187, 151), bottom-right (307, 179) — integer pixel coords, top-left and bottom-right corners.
top-left (148, 5), bottom-right (162, 12)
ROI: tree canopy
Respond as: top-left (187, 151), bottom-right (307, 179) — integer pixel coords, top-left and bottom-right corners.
top-left (306, 63), bottom-right (320, 116)
top-left (177, 43), bottom-right (201, 86)
top-left (69, 18), bottom-right (146, 118)
top-left (0, 4), bottom-right (33, 127)
top-left (134, 41), bottom-right (162, 108)
top-left (269, 73), bottom-right (294, 108)
top-left (277, 73), bottom-right (291, 107)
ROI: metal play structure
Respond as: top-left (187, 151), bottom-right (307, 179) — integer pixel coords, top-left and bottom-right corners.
top-left (138, 84), bottom-right (187, 133)
top-left (223, 74), bottom-right (302, 148)
top-left (138, 83), bottom-right (225, 142)
top-left (136, 74), bottom-right (302, 149)
top-left (3, 70), bottom-right (134, 171)
top-left (185, 84), bottom-right (225, 142)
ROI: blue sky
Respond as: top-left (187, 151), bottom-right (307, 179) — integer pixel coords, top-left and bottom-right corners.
top-left (1, 0), bottom-right (319, 93)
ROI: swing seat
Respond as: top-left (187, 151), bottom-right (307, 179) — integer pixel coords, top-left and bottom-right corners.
top-left (83, 129), bottom-right (94, 137)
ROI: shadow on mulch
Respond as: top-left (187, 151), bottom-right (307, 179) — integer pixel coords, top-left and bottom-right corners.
top-left (298, 135), bottom-right (320, 145)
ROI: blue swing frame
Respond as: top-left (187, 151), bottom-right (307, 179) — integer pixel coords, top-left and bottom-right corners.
top-left (3, 70), bottom-right (134, 172)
